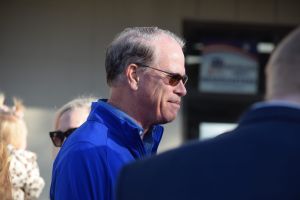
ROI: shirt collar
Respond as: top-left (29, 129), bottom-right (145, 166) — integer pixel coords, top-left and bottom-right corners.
top-left (97, 99), bottom-right (144, 135)
top-left (78, 99), bottom-right (164, 158)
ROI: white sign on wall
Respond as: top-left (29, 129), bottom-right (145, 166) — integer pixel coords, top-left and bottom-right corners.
top-left (199, 44), bottom-right (259, 95)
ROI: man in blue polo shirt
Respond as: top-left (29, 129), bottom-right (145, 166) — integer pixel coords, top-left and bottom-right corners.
top-left (50, 27), bottom-right (187, 200)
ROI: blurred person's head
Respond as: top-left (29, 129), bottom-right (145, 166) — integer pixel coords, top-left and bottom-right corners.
top-left (0, 95), bottom-right (27, 149)
top-left (266, 26), bottom-right (300, 102)
top-left (106, 27), bottom-right (187, 133)
top-left (50, 97), bottom-right (95, 156)
top-left (0, 94), bottom-right (27, 199)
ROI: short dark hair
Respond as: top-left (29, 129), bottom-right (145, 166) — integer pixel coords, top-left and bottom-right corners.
top-left (105, 27), bottom-right (184, 86)
top-left (265, 26), bottom-right (300, 100)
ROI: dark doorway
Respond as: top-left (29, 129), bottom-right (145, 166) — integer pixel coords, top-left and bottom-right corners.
top-left (182, 20), bottom-right (295, 141)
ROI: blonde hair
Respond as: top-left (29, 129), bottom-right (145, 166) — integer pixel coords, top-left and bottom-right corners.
top-left (54, 96), bottom-right (96, 129)
top-left (0, 94), bottom-right (27, 199)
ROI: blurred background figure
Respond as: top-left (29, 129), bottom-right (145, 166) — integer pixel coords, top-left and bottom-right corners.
top-left (49, 96), bottom-right (96, 158)
top-left (0, 94), bottom-right (45, 200)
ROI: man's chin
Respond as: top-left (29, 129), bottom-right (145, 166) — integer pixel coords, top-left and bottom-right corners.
top-left (159, 114), bottom-right (177, 124)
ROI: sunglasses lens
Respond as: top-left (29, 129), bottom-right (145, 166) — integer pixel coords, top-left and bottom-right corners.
top-left (49, 128), bottom-right (78, 147)
top-left (50, 132), bottom-right (65, 147)
top-left (169, 75), bottom-right (186, 86)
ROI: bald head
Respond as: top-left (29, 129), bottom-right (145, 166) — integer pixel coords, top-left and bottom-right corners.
top-left (266, 26), bottom-right (300, 101)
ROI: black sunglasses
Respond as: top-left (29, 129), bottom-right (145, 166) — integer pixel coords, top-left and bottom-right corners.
top-left (49, 128), bottom-right (77, 147)
top-left (136, 64), bottom-right (188, 86)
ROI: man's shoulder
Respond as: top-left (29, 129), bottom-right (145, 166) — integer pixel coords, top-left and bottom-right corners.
top-left (67, 120), bottom-right (109, 145)
top-left (116, 133), bottom-right (249, 200)
top-left (120, 132), bottom-right (238, 175)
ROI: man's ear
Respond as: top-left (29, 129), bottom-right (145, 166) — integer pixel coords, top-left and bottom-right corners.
top-left (125, 64), bottom-right (139, 90)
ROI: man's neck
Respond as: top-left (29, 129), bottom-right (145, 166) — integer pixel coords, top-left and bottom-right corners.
top-left (108, 93), bottom-right (151, 133)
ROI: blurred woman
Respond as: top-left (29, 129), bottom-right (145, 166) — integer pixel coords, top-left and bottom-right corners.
top-left (49, 97), bottom-right (96, 158)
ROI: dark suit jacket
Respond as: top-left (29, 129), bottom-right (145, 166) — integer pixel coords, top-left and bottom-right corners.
top-left (116, 105), bottom-right (300, 200)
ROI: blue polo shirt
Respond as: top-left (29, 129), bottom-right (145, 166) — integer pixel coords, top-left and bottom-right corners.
top-left (50, 99), bottom-right (163, 200)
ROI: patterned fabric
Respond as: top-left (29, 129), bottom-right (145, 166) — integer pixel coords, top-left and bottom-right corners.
top-left (7, 145), bottom-right (45, 200)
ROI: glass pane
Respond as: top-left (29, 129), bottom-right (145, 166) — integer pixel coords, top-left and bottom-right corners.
top-left (199, 122), bottom-right (237, 140)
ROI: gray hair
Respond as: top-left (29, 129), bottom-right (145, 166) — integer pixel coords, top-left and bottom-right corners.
top-left (105, 27), bottom-right (185, 86)
top-left (265, 26), bottom-right (300, 100)
top-left (54, 96), bottom-right (97, 129)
